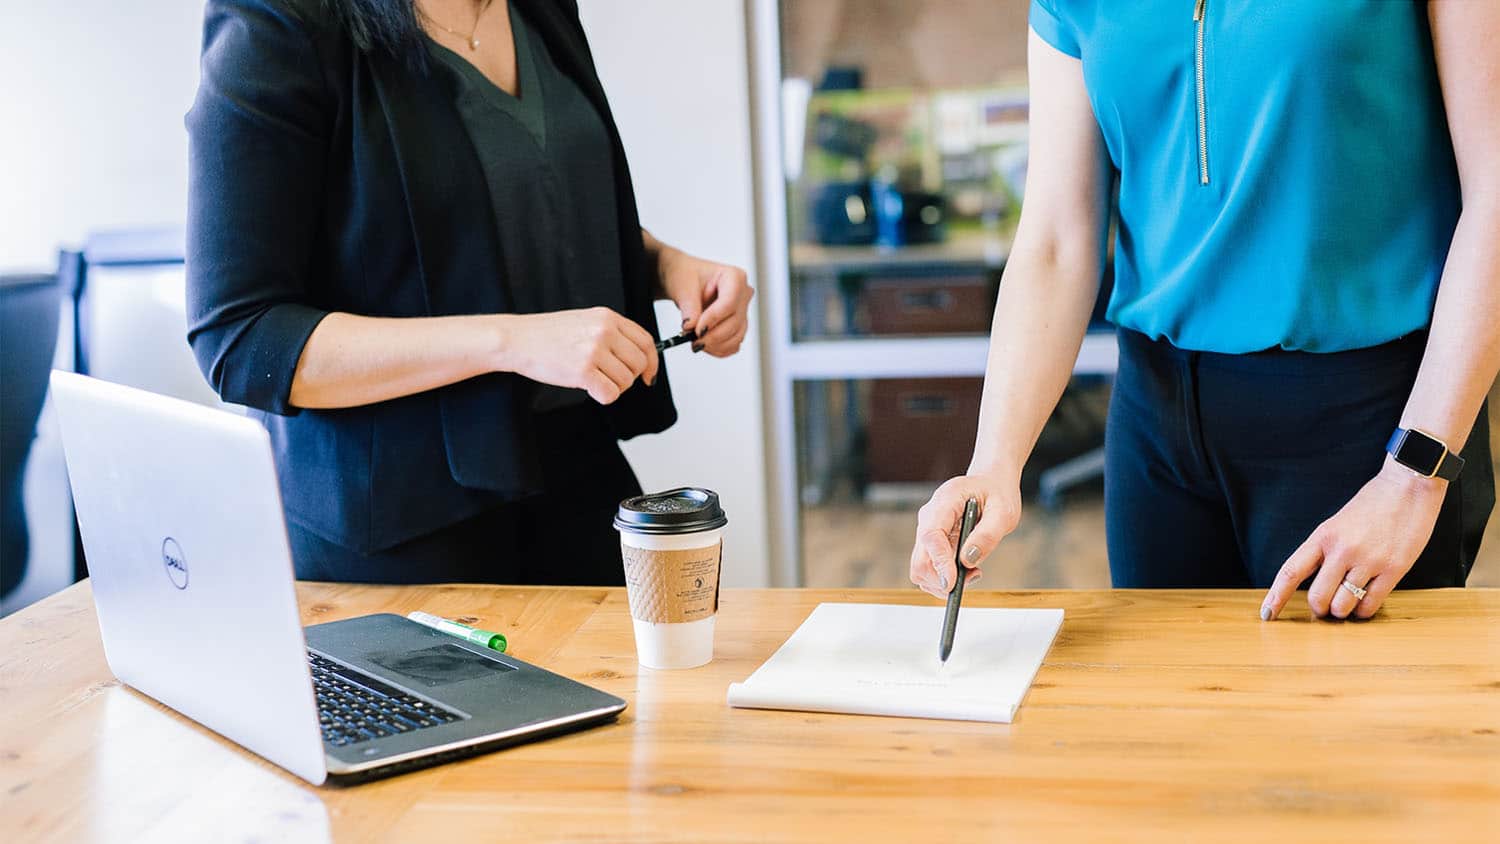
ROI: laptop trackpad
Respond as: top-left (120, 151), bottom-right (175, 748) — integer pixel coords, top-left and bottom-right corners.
top-left (366, 643), bottom-right (514, 688)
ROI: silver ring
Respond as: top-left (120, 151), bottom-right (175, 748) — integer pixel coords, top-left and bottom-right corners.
top-left (1340, 579), bottom-right (1368, 601)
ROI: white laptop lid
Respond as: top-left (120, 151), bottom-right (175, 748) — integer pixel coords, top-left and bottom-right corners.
top-left (50, 371), bottom-right (327, 784)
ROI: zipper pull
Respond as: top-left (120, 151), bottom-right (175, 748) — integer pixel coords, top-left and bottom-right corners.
top-left (1194, 0), bottom-right (1205, 22)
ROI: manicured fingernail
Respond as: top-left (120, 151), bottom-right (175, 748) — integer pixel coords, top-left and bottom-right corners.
top-left (964, 545), bottom-right (980, 564)
top-left (970, 571), bottom-right (982, 585)
top-left (938, 572), bottom-right (948, 591)
top-left (1259, 606), bottom-right (1272, 621)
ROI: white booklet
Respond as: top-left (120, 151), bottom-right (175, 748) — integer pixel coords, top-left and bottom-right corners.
top-left (727, 602), bottom-right (1064, 723)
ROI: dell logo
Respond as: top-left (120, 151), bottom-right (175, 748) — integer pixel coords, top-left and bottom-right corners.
top-left (161, 537), bottom-right (189, 590)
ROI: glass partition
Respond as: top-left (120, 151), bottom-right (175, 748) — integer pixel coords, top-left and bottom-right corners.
top-left (762, 0), bottom-right (1115, 587)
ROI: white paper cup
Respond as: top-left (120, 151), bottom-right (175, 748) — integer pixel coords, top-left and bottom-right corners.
top-left (615, 488), bottom-right (727, 670)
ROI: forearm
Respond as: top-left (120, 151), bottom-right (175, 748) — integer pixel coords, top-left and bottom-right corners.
top-left (969, 242), bottom-right (1102, 479)
top-left (1399, 202), bottom-right (1500, 451)
top-left (288, 312), bottom-right (506, 409)
top-left (965, 31), bottom-right (1113, 482)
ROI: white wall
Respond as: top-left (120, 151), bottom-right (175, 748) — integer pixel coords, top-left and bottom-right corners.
top-left (0, 1), bottom-right (203, 272)
top-left (578, 0), bottom-right (771, 586)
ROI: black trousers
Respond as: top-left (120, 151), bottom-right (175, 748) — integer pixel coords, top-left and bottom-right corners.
top-left (288, 404), bottom-right (640, 586)
top-left (1104, 328), bottom-right (1494, 588)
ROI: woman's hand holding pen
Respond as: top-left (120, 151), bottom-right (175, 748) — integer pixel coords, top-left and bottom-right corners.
top-left (909, 470), bottom-right (1022, 600)
top-left (494, 308), bottom-right (659, 405)
top-left (656, 245), bottom-right (754, 357)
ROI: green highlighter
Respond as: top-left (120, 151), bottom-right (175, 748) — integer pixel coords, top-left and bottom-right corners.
top-left (407, 611), bottom-right (507, 653)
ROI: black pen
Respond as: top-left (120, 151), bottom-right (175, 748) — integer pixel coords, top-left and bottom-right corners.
top-left (655, 329), bottom-right (697, 352)
top-left (939, 498), bottom-right (981, 664)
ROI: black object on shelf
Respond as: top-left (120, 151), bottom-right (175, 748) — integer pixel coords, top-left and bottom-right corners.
top-left (812, 111), bottom-right (877, 159)
top-left (817, 66), bottom-right (863, 92)
top-left (806, 110), bottom-right (882, 246)
top-left (809, 181), bottom-right (877, 246)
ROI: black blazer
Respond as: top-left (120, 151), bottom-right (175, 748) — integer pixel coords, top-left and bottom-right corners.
top-left (185, 0), bottom-right (676, 553)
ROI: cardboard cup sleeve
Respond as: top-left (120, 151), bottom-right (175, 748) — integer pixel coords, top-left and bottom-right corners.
top-left (622, 541), bottom-right (722, 624)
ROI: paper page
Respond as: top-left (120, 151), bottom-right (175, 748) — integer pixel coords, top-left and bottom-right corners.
top-left (727, 603), bottom-right (1064, 723)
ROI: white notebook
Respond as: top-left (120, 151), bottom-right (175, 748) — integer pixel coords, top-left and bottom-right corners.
top-left (727, 603), bottom-right (1064, 723)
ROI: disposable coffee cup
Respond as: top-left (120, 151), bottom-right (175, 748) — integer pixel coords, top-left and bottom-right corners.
top-left (614, 488), bottom-right (727, 670)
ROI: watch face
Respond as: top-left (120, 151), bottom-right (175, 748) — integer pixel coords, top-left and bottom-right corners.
top-left (1397, 430), bottom-right (1447, 474)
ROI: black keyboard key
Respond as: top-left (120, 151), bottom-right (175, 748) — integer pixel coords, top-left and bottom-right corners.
top-left (388, 712), bottom-right (422, 729)
top-left (307, 650), bottom-right (463, 747)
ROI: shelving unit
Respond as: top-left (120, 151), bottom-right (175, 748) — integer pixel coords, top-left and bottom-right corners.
top-left (749, 0), bottom-right (1115, 586)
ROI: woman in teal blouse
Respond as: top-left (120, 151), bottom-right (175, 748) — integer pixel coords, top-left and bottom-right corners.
top-left (910, 1), bottom-right (1499, 620)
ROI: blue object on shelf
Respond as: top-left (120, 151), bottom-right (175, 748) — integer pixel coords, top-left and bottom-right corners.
top-left (872, 182), bottom-right (946, 248)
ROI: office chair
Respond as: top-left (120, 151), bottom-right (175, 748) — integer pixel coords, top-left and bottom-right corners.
top-left (0, 273), bottom-right (62, 599)
top-left (61, 226), bottom-right (188, 581)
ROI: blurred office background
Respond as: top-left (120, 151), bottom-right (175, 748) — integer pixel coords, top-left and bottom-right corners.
top-left (4, 0), bottom-right (1498, 615)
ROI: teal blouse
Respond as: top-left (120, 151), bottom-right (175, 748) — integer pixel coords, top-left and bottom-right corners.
top-left (1029, 0), bottom-right (1460, 353)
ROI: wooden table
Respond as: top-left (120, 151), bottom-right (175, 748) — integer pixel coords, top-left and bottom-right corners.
top-left (4, 584), bottom-right (1499, 842)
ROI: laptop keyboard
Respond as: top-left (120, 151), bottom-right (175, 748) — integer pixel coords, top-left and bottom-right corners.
top-left (308, 652), bottom-right (462, 747)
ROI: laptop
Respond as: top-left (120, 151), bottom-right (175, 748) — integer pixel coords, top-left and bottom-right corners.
top-left (49, 371), bottom-right (627, 784)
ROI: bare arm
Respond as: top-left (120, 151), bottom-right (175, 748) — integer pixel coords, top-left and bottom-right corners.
top-left (289, 222), bottom-right (765, 408)
top-left (288, 313), bottom-right (506, 408)
top-left (289, 227), bottom-right (758, 409)
top-left (909, 31), bottom-right (1113, 597)
top-left (1260, 0), bottom-right (1500, 621)
top-left (970, 31), bottom-right (1115, 480)
top-left (288, 308), bottom-right (659, 409)
top-left (1398, 2), bottom-right (1500, 454)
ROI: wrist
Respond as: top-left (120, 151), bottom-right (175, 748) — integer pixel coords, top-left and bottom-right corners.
top-left (656, 247), bottom-right (694, 303)
top-left (966, 456), bottom-right (1021, 487)
top-left (486, 313), bottom-right (523, 374)
top-left (1377, 453), bottom-right (1449, 496)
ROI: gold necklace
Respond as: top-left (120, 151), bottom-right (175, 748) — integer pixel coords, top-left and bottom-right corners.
top-left (423, 0), bottom-right (495, 51)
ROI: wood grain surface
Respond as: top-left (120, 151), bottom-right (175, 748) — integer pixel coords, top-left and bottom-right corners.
top-left (3, 583), bottom-right (1498, 842)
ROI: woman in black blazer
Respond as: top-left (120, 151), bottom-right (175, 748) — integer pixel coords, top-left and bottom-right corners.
top-left (185, 0), bottom-right (754, 585)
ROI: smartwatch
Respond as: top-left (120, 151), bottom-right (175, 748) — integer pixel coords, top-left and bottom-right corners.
top-left (1386, 427), bottom-right (1464, 481)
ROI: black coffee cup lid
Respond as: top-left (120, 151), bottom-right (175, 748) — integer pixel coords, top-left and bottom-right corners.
top-left (614, 487), bottom-right (728, 535)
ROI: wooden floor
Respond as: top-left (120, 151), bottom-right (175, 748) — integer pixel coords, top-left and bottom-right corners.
top-left (805, 381), bottom-right (1500, 590)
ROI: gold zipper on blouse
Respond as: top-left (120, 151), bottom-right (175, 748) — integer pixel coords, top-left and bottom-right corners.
top-left (1193, 0), bottom-right (1209, 185)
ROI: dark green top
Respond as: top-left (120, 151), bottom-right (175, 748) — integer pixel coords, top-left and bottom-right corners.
top-left (429, 3), bottom-right (626, 410)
